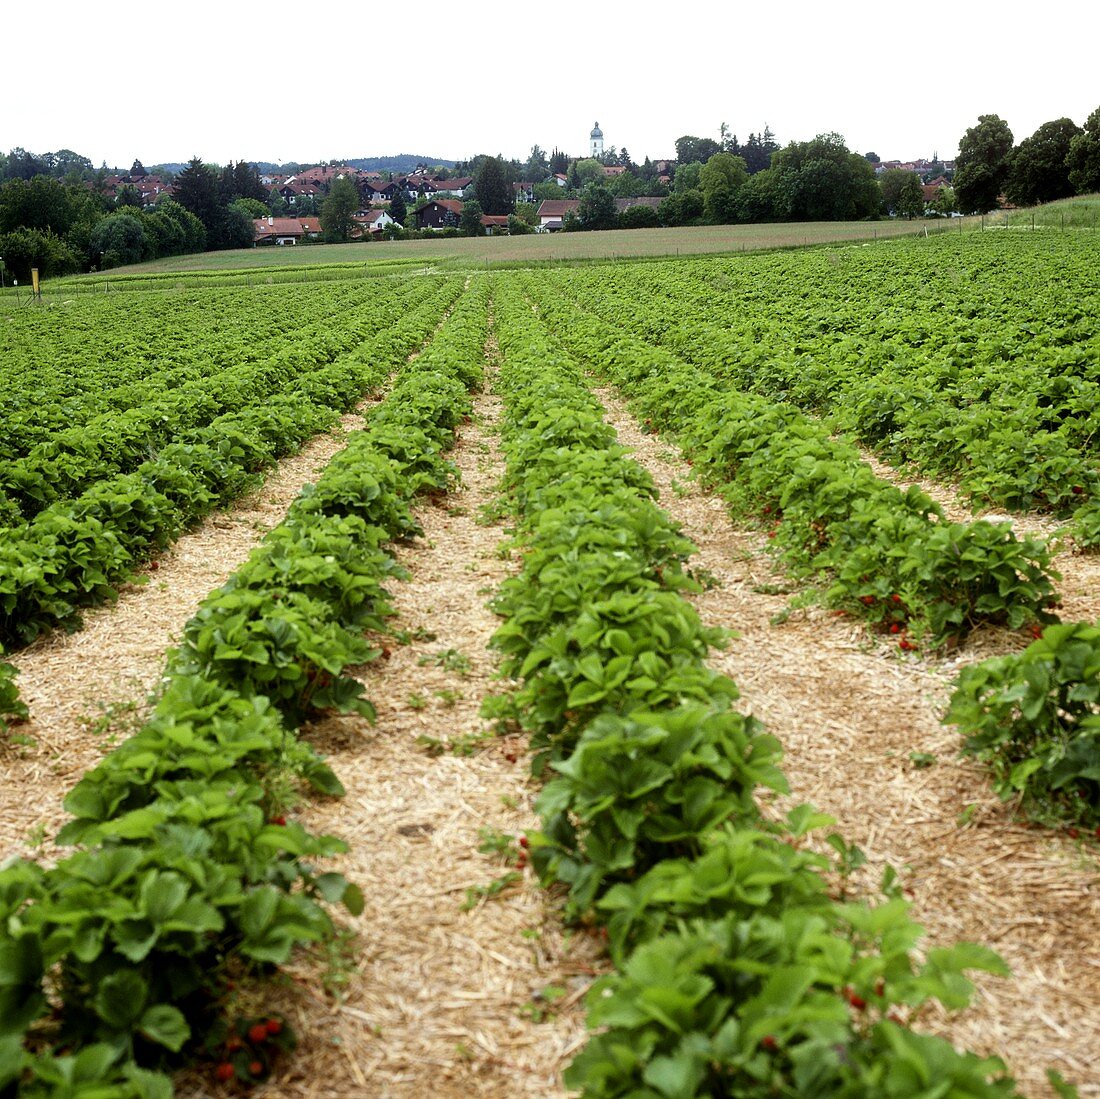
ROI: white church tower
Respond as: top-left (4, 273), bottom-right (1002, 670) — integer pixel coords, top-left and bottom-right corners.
top-left (590, 122), bottom-right (604, 160)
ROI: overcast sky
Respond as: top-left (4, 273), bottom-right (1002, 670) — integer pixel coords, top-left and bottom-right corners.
top-left (5, 1), bottom-right (1097, 170)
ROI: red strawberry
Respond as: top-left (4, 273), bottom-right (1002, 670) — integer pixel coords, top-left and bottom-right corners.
top-left (518, 835), bottom-right (529, 849)
top-left (265, 1018), bottom-right (282, 1036)
top-left (889, 623), bottom-right (901, 634)
top-left (891, 594), bottom-right (902, 603)
top-left (1072, 485), bottom-right (1085, 494)
top-left (845, 988), bottom-right (867, 1010)
top-left (248, 1023), bottom-right (269, 1044)
top-left (149, 560), bottom-right (159, 571)
top-left (215, 1062), bottom-right (235, 1082)
top-left (761, 1035), bottom-right (778, 1052)
top-left (249, 1060), bottom-right (263, 1075)
top-left (226, 1035), bottom-right (243, 1052)
top-left (270, 815), bottom-right (286, 826)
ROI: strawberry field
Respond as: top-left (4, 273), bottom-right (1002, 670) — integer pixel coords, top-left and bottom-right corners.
top-left (1, 230), bottom-right (1098, 1097)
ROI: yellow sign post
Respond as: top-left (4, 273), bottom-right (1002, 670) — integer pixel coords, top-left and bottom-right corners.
top-left (31, 268), bottom-right (40, 298)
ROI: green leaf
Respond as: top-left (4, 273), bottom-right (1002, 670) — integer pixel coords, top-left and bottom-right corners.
top-left (94, 970), bottom-right (147, 1029)
top-left (139, 1004), bottom-right (190, 1052)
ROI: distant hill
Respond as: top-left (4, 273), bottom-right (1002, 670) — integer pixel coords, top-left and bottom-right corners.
top-left (143, 155), bottom-right (457, 177)
top-left (345, 155), bottom-right (456, 172)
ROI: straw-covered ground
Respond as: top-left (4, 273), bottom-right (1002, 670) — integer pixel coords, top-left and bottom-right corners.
top-left (597, 387), bottom-right (1100, 1098)
top-left (0, 412), bottom-right (369, 866)
top-left (4, 344), bottom-right (1098, 1099)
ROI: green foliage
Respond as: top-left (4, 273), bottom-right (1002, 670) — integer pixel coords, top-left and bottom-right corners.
top-left (578, 184), bottom-right (618, 231)
top-left (769, 133), bottom-right (881, 221)
top-left (1006, 118), bottom-right (1081, 207)
top-left (488, 276), bottom-right (1021, 1096)
top-left (520, 261), bottom-right (1060, 647)
top-left (0, 648), bottom-right (27, 732)
top-left (1066, 105), bottom-right (1100, 194)
top-left (946, 622), bottom-right (1100, 828)
top-left (955, 114), bottom-right (1014, 213)
top-left (320, 175), bottom-right (360, 243)
top-left (0, 272), bottom-right (490, 1093)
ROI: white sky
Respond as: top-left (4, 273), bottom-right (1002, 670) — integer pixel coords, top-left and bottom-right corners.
top-left (4, 1), bottom-right (1097, 169)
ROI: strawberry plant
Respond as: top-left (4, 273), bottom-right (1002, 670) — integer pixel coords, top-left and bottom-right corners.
top-left (0, 647), bottom-right (27, 732)
top-left (487, 278), bottom-right (1026, 1095)
top-left (946, 622), bottom-right (1100, 828)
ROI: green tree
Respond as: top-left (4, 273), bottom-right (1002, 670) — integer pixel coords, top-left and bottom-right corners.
top-left (221, 204), bottom-right (255, 250)
top-left (577, 184), bottom-right (617, 230)
top-left (567, 158), bottom-right (603, 191)
top-left (618, 204), bottom-right (660, 229)
top-left (90, 213), bottom-right (147, 267)
top-left (700, 152), bottom-right (748, 222)
top-left (173, 157), bottom-right (221, 243)
top-left (0, 176), bottom-right (76, 235)
top-left (471, 155), bottom-right (514, 215)
top-left (880, 168), bottom-right (923, 216)
top-left (524, 144), bottom-right (549, 180)
top-left (114, 183), bottom-right (142, 208)
top-left (230, 197), bottom-right (268, 220)
top-left (320, 175), bottom-right (359, 242)
top-left (929, 185), bottom-right (956, 217)
top-left (658, 188), bottom-right (703, 226)
top-left (460, 198), bottom-right (484, 236)
top-left (674, 135), bottom-right (721, 165)
top-left (672, 161), bottom-right (702, 193)
top-left (389, 189), bottom-right (408, 226)
top-left (1067, 106), bottom-right (1100, 194)
top-left (0, 227), bottom-right (79, 279)
top-left (953, 114), bottom-right (1013, 213)
top-left (740, 128), bottom-right (779, 174)
top-left (548, 148), bottom-right (570, 175)
top-left (735, 169), bottom-right (778, 220)
top-left (1006, 117), bottom-right (1081, 206)
top-left (770, 133), bottom-right (880, 220)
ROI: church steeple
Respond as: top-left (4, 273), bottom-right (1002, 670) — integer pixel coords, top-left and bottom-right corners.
top-left (590, 122), bottom-right (604, 160)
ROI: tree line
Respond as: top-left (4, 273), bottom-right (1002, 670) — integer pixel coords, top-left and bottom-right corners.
top-left (953, 109), bottom-right (1100, 213)
top-left (0, 156), bottom-right (277, 280)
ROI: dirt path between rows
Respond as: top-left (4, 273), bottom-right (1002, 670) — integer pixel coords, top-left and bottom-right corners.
top-left (201, 386), bottom-right (599, 1099)
top-left (0, 411), bottom-right (369, 865)
top-left (596, 386), bottom-right (1100, 1098)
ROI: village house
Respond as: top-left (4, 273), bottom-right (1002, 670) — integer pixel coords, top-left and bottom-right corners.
top-left (252, 216), bottom-right (322, 245)
top-left (352, 208), bottom-right (398, 237)
top-left (415, 199), bottom-right (464, 230)
top-left (536, 198), bottom-right (580, 231)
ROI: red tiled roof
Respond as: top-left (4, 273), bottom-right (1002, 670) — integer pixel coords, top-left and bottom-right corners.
top-left (537, 199), bottom-right (580, 218)
top-left (252, 218), bottom-right (305, 238)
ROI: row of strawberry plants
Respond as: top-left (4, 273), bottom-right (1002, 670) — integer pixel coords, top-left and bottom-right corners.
top-left (0, 277), bottom-right (453, 525)
top-left (0, 279), bottom-right (393, 456)
top-left (487, 280), bottom-right (1032, 1097)
top-left (521, 276), bottom-right (1060, 649)
top-left (0, 280), bottom-right (464, 651)
top-left (545, 236), bottom-right (1100, 542)
top-left (945, 621), bottom-right (1100, 834)
top-left (0, 279), bottom-right (490, 1096)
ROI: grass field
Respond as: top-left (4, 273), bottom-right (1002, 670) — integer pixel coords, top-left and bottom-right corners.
top-left (55, 216), bottom-right (982, 281)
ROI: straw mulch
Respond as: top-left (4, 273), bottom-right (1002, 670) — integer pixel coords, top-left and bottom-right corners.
top-left (0, 412), bottom-right (367, 866)
top-left (180, 388), bottom-right (600, 1099)
top-left (597, 387), bottom-right (1100, 1099)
